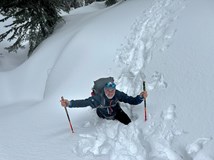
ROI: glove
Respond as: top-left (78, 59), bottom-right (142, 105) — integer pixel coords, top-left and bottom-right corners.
top-left (60, 98), bottom-right (70, 107)
top-left (140, 91), bottom-right (148, 99)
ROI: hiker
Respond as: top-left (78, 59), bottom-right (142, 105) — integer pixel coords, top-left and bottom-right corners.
top-left (60, 79), bottom-right (148, 125)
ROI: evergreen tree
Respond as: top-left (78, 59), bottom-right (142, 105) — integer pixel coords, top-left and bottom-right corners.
top-left (0, 0), bottom-right (70, 57)
top-left (69, 0), bottom-right (81, 8)
top-left (105, 0), bottom-right (117, 6)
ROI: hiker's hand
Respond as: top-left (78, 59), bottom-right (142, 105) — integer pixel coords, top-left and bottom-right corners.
top-left (60, 99), bottom-right (70, 107)
top-left (140, 91), bottom-right (148, 99)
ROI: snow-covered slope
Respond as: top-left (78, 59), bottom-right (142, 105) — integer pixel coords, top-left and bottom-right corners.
top-left (0, 0), bottom-right (214, 160)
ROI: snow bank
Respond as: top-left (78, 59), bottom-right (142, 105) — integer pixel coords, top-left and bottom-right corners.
top-left (71, 105), bottom-right (212, 160)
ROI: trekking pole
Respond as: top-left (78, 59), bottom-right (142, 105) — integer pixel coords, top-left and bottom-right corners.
top-left (61, 96), bottom-right (74, 133)
top-left (143, 81), bottom-right (147, 121)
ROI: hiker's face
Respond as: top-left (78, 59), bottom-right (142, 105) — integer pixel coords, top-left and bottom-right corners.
top-left (104, 88), bottom-right (116, 99)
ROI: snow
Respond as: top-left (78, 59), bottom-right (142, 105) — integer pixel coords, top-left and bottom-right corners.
top-left (0, 0), bottom-right (214, 159)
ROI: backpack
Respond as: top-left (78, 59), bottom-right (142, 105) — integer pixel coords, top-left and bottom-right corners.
top-left (91, 77), bottom-right (114, 96)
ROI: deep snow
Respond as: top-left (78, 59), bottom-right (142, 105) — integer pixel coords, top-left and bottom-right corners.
top-left (0, 0), bottom-right (214, 160)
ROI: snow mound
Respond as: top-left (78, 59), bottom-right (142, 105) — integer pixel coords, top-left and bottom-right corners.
top-left (74, 121), bottom-right (146, 160)
top-left (70, 105), bottom-right (193, 160)
top-left (71, 105), bottom-right (212, 160)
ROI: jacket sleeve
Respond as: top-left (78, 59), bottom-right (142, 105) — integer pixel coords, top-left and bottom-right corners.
top-left (68, 96), bottom-right (100, 109)
top-left (116, 90), bottom-right (143, 105)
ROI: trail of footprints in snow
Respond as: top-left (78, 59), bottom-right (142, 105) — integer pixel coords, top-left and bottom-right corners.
top-left (115, 0), bottom-right (187, 94)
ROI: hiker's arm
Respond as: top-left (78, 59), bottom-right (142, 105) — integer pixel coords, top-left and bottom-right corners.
top-left (68, 96), bottom-right (100, 108)
top-left (116, 90), bottom-right (144, 105)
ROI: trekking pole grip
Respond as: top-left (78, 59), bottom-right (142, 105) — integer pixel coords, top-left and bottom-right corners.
top-left (143, 81), bottom-right (147, 121)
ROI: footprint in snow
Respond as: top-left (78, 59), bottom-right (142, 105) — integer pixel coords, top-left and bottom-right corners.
top-left (143, 105), bottom-right (183, 160)
top-left (186, 137), bottom-right (213, 159)
top-left (148, 71), bottom-right (168, 90)
top-left (161, 104), bottom-right (177, 120)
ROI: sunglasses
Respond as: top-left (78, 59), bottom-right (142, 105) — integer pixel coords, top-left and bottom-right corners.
top-left (105, 82), bottom-right (116, 89)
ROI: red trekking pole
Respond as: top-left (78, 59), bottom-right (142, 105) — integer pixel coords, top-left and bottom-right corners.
top-left (61, 96), bottom-right (74, 133)
top-left (143, 81), bottom-right (147, 121)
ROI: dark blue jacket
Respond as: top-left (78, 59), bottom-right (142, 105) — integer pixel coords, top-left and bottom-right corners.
top-left (69, 90), bottom-right (143, 119)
